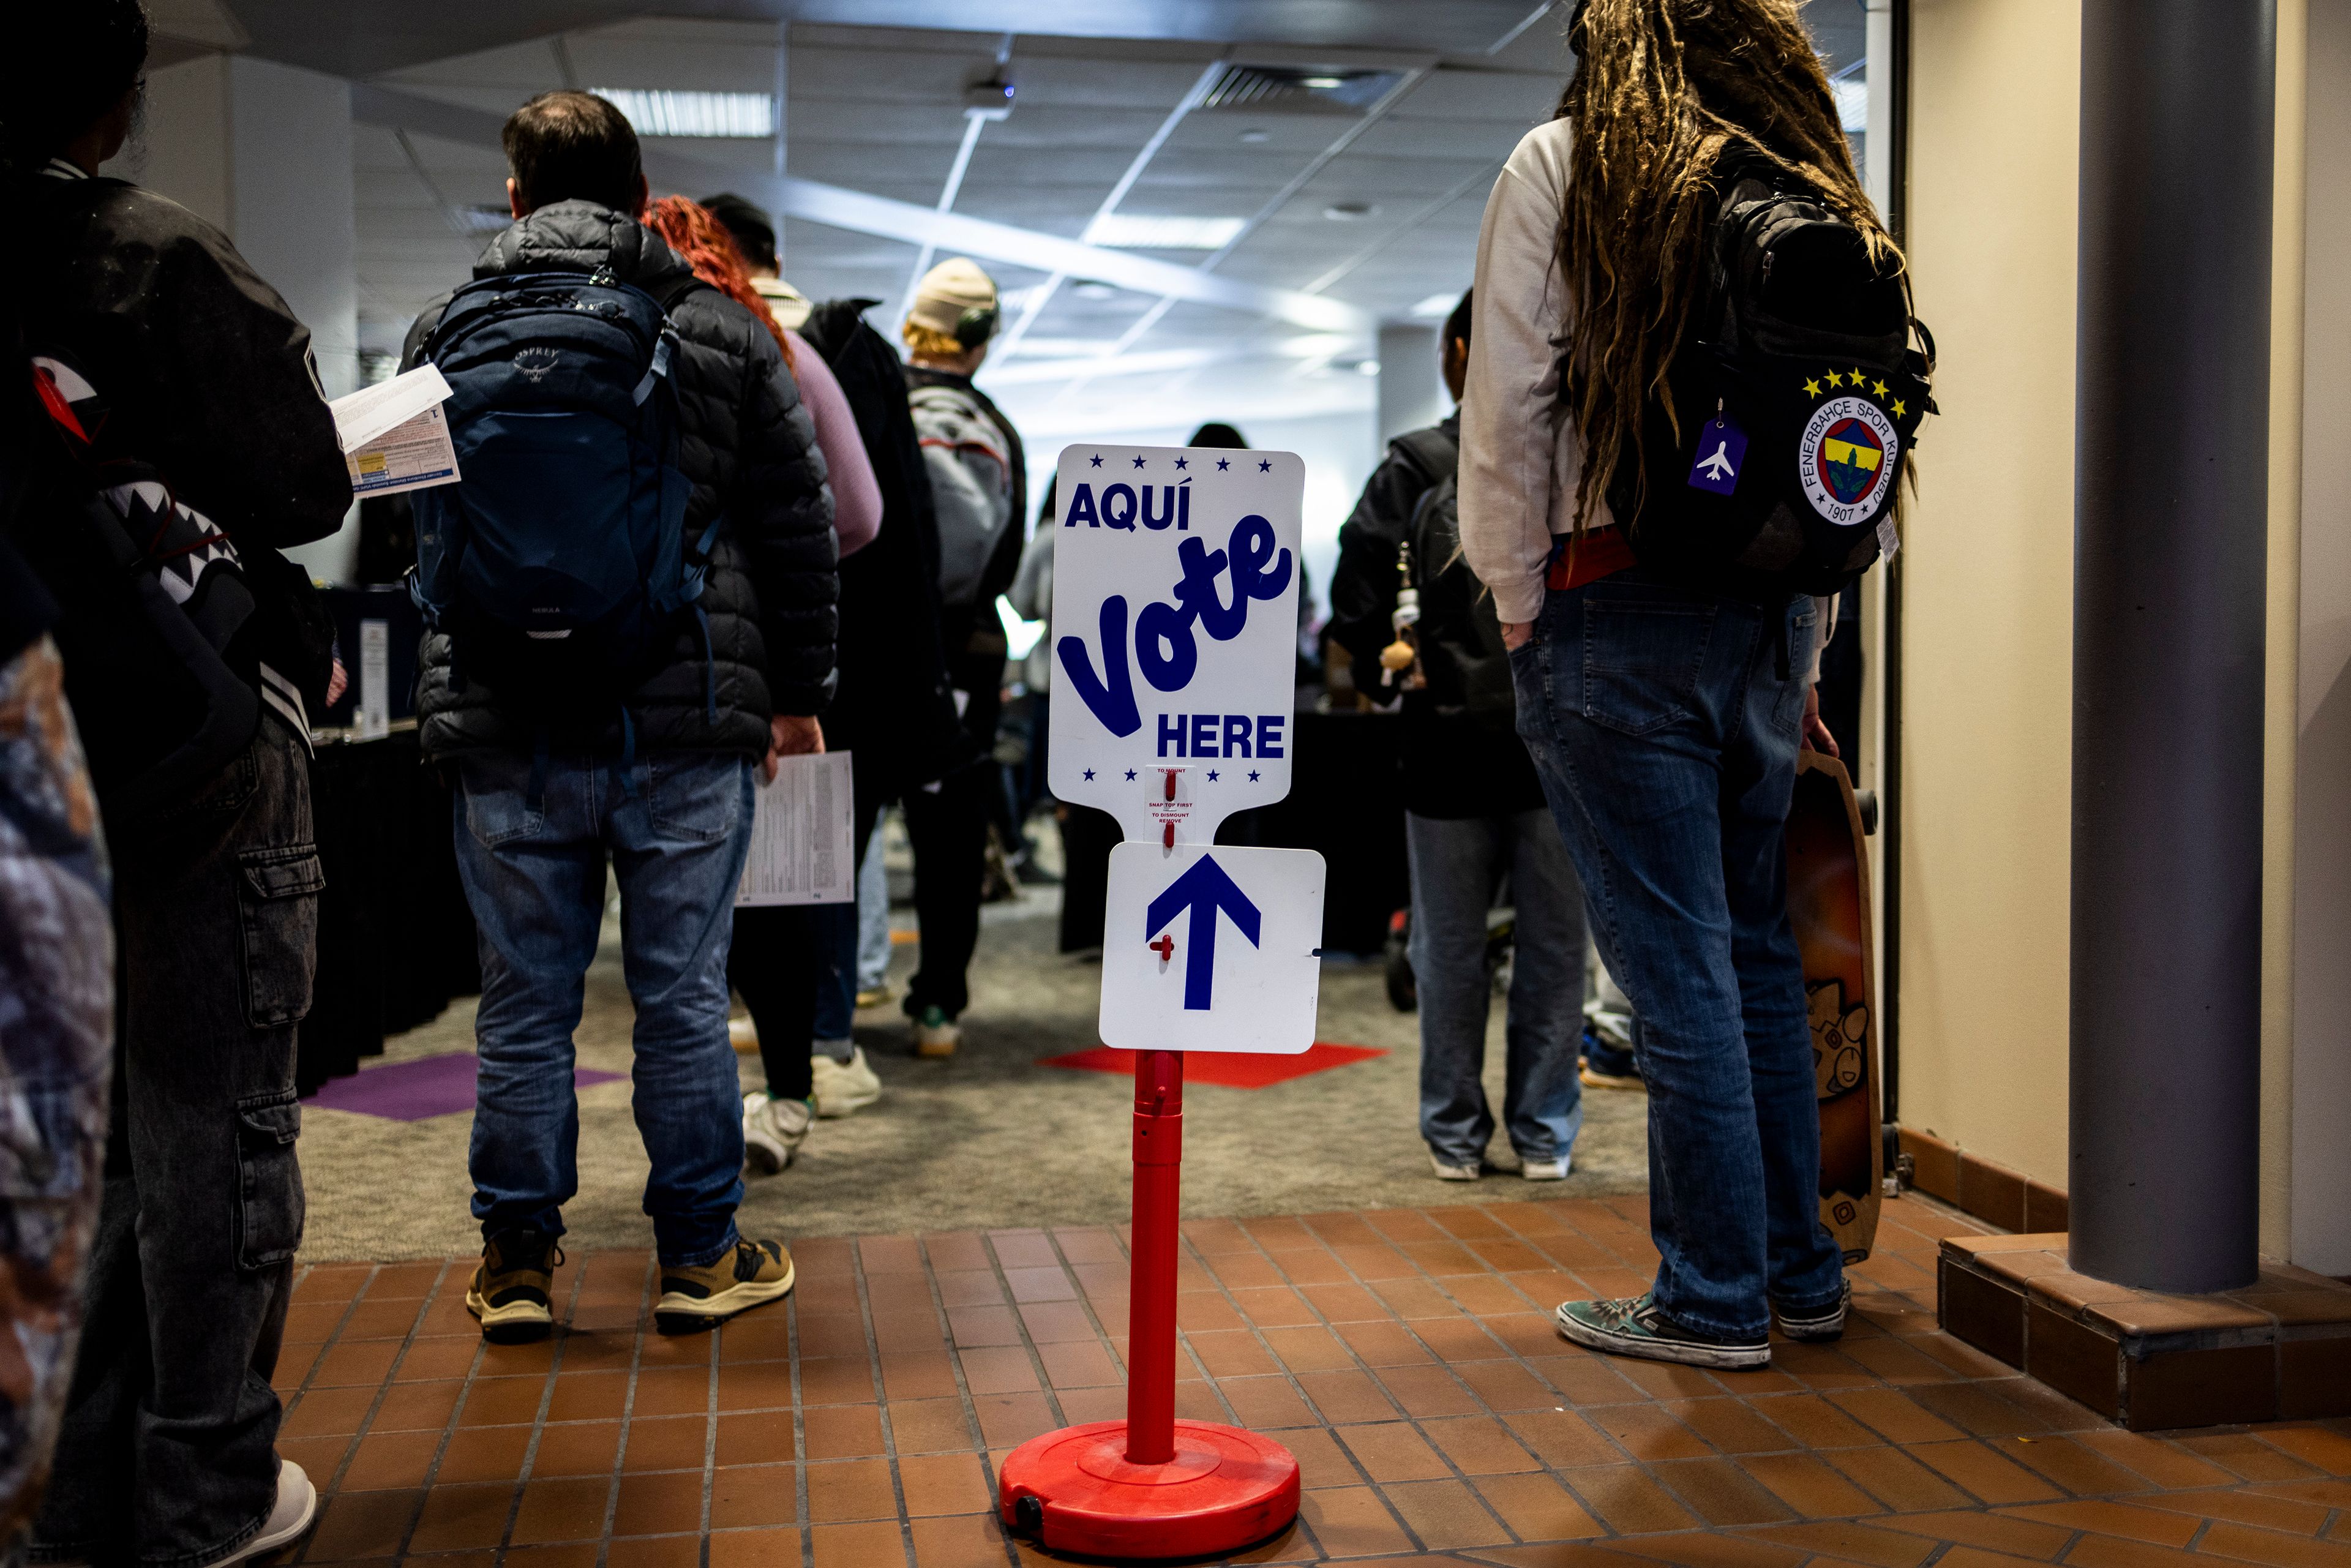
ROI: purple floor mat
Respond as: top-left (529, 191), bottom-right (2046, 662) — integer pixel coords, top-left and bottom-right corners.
top-left (306, 1052), bottom-right (624, 1122)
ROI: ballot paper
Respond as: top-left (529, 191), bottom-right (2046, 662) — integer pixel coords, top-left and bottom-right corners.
top-left (330, 366), bottom-right (460, 498)
top-left (735, 751), bottom-right (855, 907)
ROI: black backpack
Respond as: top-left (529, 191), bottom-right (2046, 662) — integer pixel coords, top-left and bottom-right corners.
top-left (1389, 427), bottom-right (1515, 726)
top-left (1605, 149), bottom-right (1936, 596)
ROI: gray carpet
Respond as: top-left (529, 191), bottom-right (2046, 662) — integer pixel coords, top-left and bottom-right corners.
top-left (297, 887), bottom-right (1648, 1261)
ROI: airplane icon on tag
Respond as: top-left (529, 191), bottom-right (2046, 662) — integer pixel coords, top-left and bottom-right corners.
top-left (1687, 415), bottom-right (1749, 497)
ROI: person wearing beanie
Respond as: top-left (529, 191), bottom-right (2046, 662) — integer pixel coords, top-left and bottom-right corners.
top-left (898, 258), bottom-right (1027, 1058)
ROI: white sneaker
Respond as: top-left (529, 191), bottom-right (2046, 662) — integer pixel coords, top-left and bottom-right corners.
top-left (203, 1458), bottom-right (317, 1567)
top-left (810, 1046), bottom-right (883, 1117)
top-left (1430, 1152), bottom-right (1481, 1182)
top-left (1520, 1154), bottom-right (1572, 1181)
top-left (742, 1091), bottom-right (813, 1174)
top-left (912, 1006), bottom-right (961, 1059)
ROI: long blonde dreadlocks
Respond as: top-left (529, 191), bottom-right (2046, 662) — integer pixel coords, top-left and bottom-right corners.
top-left (1559, 0), bottom-right (1901, 530)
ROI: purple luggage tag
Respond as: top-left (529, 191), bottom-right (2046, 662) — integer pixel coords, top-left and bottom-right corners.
top-left (1687, 413), bottom-right (1748, 497)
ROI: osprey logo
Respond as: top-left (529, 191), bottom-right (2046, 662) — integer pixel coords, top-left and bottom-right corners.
top-left (513, 347), bottom-right (562, 383)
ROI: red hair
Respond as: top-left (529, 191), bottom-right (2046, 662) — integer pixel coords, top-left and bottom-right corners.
top-left (643, 195), bottom-right (793, 368)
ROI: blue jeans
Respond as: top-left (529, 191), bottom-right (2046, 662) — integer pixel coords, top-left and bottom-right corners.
top-left (1509, 570), bottom-right (1843, 1341)
top-left (1406, 808), bottom-right (1586, 1168)
top-left (454, 750), bottom-right (754, 1268)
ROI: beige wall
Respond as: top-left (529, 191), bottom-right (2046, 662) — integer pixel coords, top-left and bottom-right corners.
top-left (1894, 0), bottom-right (2082, 1187)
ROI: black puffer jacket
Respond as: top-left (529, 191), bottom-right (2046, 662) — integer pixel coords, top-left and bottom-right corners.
top-left (402, 201), bottom-right (835, 760)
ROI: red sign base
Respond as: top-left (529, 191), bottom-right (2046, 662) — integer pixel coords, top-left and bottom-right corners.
top-left (997, 1419), bottom-right (1300, 1559)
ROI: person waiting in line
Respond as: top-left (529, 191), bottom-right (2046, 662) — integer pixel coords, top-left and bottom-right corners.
top-left (700, 193), bottom-right (969, 1110)
top-left (1330, 291), bottom-right (1585, 1184)
top-left (899, 259), bottom-right (1028, 1058)
top-left (1461, 0), bottom-right (1867, 1369)
top-left (640, 195), bottom-right (885, 1173)
top-left (12, 3), bottom-right (353, 1559)
top-left (404, 95), bottom-right (833, 1340)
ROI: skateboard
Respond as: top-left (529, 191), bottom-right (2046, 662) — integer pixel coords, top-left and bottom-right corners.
top-left (1785, 750), bottom-right (1883, 1264)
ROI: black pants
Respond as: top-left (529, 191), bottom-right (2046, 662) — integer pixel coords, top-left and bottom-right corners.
top-left (36, 718), bottom-right (318, 1567)
top-left (899, 760), bottom-right (993, 1022)
top-left (729, 793), bottom-right (881, 1098)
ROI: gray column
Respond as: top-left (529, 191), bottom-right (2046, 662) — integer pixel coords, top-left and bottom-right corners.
top-left (2069, 0), bottom-right (2272, 1292)
top-left (1376, 323), bottom-right (1445, 444)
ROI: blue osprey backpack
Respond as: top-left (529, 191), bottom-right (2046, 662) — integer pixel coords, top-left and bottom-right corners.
top-left (410, 268), bottom-right (706, 707)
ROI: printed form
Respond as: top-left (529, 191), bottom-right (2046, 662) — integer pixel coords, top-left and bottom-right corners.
top-left (736, 751), bottom-right (855, 906)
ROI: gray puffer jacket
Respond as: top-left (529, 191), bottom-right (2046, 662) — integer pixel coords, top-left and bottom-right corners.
top-left (402, 200), bottom-right (836, 760)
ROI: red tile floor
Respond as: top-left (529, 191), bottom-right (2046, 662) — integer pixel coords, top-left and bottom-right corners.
top-left (272, 1196), bottom-right (2351, 1567)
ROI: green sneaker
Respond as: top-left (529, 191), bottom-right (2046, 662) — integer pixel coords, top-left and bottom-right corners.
top-left (466, 1227), bottom-right (563, 1343)
top-left (1554, 1292), bottom-right (1770, 1370)
top-left (912, 1005), bottom-right (961, 1059)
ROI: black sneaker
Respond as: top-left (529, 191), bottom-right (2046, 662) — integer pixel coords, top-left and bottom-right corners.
top-left (1774, 1280), bottom-right (1852, 1342)
top-left (466, 1227), bottom-right (562, 1343)
top-left (655, 1238), bottom-right (795, 1334)
top-left (1554, 1292), bottom-right (1770, 1370)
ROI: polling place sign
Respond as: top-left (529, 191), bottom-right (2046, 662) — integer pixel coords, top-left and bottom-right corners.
top-left (1047, 443), bottom-right (1324, 1056)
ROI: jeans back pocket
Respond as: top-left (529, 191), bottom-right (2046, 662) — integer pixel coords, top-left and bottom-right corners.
top-left (1581, 597), bottom-right (1718, 737)
top-left (238, 844), bottom-right (324, 1029)
top-left (233, 1090), bottom-right (304, 1269)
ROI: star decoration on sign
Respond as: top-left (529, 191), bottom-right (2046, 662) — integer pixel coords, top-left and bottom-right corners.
top-left (1089, 454), bottom-right (1103, 467)
top-left (1173, 457), bottom-right (1188, 470)
top-left (1804, 378), bottom-right (1821, 398)
top-left (1082, 768), bottom-right (1096, 781)
top-left (1872, 379), bottom-right (1891, 399)
top-left (1826, 371), bottom-right (1844, 389)
top-left (1248, 770), bottom-right (1261, 782)
top-left (1216, 458), bottom-right (1230, 470)
top-left (1205, 770), bottom-right (1220, 781)
top-left (1123, 770), bottom-right (1136, 781)
top-left (1131, 455), bottom-right (1147, 469)
top-left (1257, 459), bottom-right (1272, 472)
top-left (1892, 398), bottom-right (1907, 418)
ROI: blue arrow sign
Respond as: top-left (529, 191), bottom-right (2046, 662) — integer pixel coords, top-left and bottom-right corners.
top-left (1145, 855), bottom-right (1262, 1010)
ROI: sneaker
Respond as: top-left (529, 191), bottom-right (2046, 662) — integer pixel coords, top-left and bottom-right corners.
top-left (1579, 1022), bottom-right (1644, 1090)
top-left (1580, 1058), bottom-right (1644, 1090)
top-left (855, 984), bottom-right (894, 1010)
top-left (810, 1046), bottom-right (883, 1117)
top-left (1774, 1280), bottom-right (1852, 1342)
top-left (742, 1091), bottom-right (814, 1174)
top-left (1430, 1152), bottom-right (1481, 1182)
top-left (200, 1458), bottom-right (317, 1567)
top-left (912, 1005), bottom-right (961, 1059)
top-left (465, 1227), bottom-right (561, 1344)
top-left (656, 1238), bottom-right (795, 1334)
top-left (1519, 1154), bottom-right (1572, 1180)
top-left (728, 1015), bottom-right (759, 1055)
top-left (1554, 1292), bottom-right (1771, 1370)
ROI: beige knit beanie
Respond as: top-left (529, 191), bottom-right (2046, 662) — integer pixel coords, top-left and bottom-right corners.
top-left (906, 257), bottom-right (1000, 341)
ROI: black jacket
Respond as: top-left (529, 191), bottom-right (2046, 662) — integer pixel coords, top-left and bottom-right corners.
top-left (402, 201), bottom-right (836, 761)
top-left (14, 176), bottom-right (349, 814)
top-left (797, 301), bottom-right (969, 800)
top-left (1328, 413), bottom-right (1543, 820)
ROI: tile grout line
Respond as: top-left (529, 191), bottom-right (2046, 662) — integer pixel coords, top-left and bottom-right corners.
top-left (313, 1259), bottom-right (455, 1519)
top-left (977, 1229), bottom-right (1072, 1432)
top-left (787, 1270), bottom-right (812, 1568)
top-left (850, 1237), bottom-right (918, 1568)
top-left (915, 1235), bottom-right (1024, 1567)
top-left (589, 1254), bottom-right (660, 1565)
top-left (496, 1249), bottom-right (594, 1563)
top-left (700, 1304), bottom-right (722, 1568)
top-left (380, 1262), bottom-right (495, 1564)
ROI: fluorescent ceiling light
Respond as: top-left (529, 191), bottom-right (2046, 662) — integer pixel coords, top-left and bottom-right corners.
top-left (591, 89), bottom-right (775, 138)
top-left (1409, 291), bottom-right (1458, 320)
top-left (1082, 214), bottom-right (1247, 250)
top-left (1005, 337), bottom-right (1121, 359)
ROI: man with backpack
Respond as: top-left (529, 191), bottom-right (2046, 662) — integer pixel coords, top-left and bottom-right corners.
top-left (1329, 291), bottom-right (1587, 1184)
top-left (403, 92), bottom-right (836, 1340)
top-left (898, 259), bottom-right (1027, 1059)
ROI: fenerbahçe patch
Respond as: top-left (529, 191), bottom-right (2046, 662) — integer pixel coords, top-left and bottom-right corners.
top-left (1798, 396), bottom-right (1899, 527)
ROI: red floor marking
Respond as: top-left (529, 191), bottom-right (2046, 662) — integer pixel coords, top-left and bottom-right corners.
top-left (1038, 1042), bottom-right (1387, 1089)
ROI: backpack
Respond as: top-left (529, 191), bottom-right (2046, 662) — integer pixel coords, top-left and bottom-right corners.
top-left (1389, 427), bottom-right (1515, 725)
top-left (410, 267), bottom-right (700, 708)
top-left (1605, 149), bottom-right (1937, 596)
top-left (906, 381), bottom-right (1013, 610)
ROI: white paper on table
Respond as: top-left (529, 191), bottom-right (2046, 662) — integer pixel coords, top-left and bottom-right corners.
top-left (735, 750), bottom-right (855, 907)
top-left (358, 619), bottom-right (389, 739)
top-left (331, 366), bottom-right (462, 498)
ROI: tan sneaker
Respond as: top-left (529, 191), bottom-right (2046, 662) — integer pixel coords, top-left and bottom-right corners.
top-left (656, 1238), bottom-right (795, 1334)
top-left (912, 1005), bottom-right (961, 1059)
top-left (465, 1228), bottom-right (561, 1343)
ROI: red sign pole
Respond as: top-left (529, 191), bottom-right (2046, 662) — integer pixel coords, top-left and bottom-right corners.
top-left (997, 1045), bottom-right (1302, 1558)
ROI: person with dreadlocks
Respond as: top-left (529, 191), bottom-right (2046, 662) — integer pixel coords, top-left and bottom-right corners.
top-left (1460, 0), bottom-right (1890, 1369)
